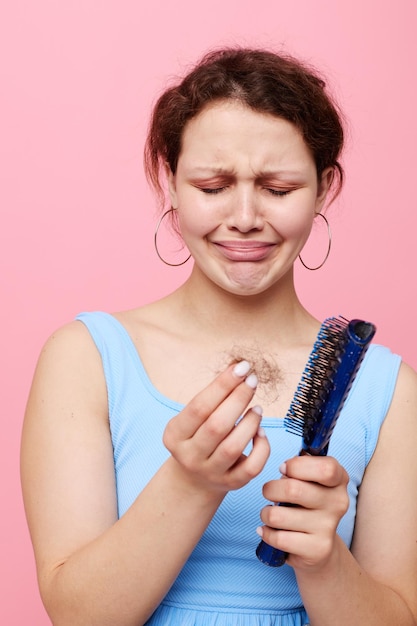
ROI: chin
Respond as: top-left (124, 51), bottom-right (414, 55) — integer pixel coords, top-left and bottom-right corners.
top-left (218, 278), bottom-right (277, 299)
top-left (220, 266), bottom-right (288, 297)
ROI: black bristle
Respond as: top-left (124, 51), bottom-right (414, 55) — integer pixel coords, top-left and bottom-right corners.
top-left (284, 316), bottom-right (349, 439)
top-left (283, 315), bottom-right (376, 455)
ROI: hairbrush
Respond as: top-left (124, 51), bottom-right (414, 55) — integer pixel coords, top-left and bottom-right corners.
top-left (256, 316), bottom-right (376, 567)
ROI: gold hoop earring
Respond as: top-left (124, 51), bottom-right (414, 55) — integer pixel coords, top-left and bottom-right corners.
top-left (154, 208), bottom-right (191, 267)
top-left (298, 213), bottom-right (332, 271)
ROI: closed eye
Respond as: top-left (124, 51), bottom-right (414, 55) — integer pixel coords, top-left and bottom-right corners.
top-left (266, 188), bottom-right (292, 197)
top-left (200, 186), bottom-right (228, 194)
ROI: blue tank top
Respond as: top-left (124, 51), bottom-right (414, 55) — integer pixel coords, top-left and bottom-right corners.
top-left (76, 311), bottom-right (401, 626)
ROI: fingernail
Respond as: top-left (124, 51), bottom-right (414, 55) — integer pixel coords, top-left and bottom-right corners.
top-left (256, 526), bottom-right (264, 537)
top-left (252, 405), bottom-right (263, 416)
top-left (279, 462), bottom-right (287, 476)
top-left (233, 360), bottom-right (251, 377)
top-left (257, 426), bottom-right (266, 438)
top-left (245, 373), bottom-right (258, 389)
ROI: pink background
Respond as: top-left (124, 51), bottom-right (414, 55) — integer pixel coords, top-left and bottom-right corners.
top-left (1, 1), bottom-right (416, 623)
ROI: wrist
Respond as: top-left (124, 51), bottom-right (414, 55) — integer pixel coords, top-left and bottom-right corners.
top-left (164, 456), bottom-right (227, 507)
top-left (292, 534), bottom-right (347, 581)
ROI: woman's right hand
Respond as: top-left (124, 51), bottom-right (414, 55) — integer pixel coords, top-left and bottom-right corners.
top-left (163, 361), bottom-right (270, 494)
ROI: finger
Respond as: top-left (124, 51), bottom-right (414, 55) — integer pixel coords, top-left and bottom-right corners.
top-left (191, 378), bottom-right (259, 457)
top-left (166, 361), bottom-right (257, 442)
top-left (260, 501), bottom-right (326, 534)
top-left (263, 475), bottom-right (349, 519)
top-left (257, 525), bottom-right (320, 565)
top-left (223, 417), bottom-right (271, 489)
top-left (279, 455), bottom-right (349, 488)
top-left (258, 522), bottom-right (339, 568)
top-left (182, 399), bottom-right (262, 473)
top-left (263, 476), bottom-right (326, 509)
top-left (208, 405), bottom-right (263, 468)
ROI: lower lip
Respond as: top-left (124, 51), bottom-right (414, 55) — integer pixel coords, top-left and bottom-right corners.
top-left (213, 243), bottom-right (275, 262)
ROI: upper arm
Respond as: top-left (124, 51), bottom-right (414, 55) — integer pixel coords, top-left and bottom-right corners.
top-left (351, 361), bottom-right (417, 618)
top-left (21, 321), bottom-right (118, 589)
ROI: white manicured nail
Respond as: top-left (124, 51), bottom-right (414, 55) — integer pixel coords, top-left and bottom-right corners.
top-left (233, 360), bottom-right (251, 377)
top-left (252, 405), bottom-right (263, 416)
top-left (245, 373), bottom-right (258, 389)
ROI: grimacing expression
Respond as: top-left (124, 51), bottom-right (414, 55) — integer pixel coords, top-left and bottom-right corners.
top-left (168, 100), bottom-right (332, 297)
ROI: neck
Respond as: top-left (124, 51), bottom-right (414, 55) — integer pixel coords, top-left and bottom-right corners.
top-left (172, 264), bottom-right (316, 346)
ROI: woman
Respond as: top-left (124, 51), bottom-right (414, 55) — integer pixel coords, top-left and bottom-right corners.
top-left (21, 47), bottom-right (417, 625)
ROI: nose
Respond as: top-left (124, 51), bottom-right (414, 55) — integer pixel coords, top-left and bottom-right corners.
top-left (226, 185), bottom-right (264, 233)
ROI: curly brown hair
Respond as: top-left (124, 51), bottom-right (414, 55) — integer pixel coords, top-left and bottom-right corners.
top-left (144, 47), bottom-right (345, 209)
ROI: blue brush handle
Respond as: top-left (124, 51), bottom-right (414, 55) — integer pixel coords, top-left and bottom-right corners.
top-left (256, 318), bottom-right (375, 567)
top-left (256, 536), bottom-right (288, 567)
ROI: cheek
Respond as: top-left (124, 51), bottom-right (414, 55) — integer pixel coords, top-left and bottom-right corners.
top-left (177, 207), bottom-right (216, 238)
top-left (270, 203), bottom-right (315, 238)
top-left (176, 193), bottom-right (220, 236)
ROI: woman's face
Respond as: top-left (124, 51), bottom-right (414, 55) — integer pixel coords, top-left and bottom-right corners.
top-left (168, 99), bottom-right (332, 297)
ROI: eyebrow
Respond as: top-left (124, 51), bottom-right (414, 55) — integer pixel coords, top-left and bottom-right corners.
top-left (187, 166), bottom-right (235, 176)
top-left (186, 166), bottom-right (305, 179)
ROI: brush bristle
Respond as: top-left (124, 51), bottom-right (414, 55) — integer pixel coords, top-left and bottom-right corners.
top-left (284, 316), bottom-right (350, 438)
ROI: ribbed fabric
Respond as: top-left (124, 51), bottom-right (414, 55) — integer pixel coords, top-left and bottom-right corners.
top-left (76, 311), bottom-right (401, 626)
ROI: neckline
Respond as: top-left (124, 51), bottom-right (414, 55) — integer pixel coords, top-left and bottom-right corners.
top-left (99, 312), bottom-right (286, 425)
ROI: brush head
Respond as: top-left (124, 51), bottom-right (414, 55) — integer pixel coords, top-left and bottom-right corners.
top-left (284, 316), bottom-right (376, 456)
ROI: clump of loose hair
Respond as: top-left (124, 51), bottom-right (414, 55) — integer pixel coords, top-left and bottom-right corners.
top-left (216, 343), bottom-right (283, 407)
top-left (144, 46), bottom-right (345, 211)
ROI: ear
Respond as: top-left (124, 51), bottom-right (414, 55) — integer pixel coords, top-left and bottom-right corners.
top-left (315, 167), bottom-right (334, 212)
top-left (165, 163), bottom-right (179, 209)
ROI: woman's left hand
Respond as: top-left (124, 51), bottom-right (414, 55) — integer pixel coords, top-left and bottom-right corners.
top-left (258, 455), bottom-right (349, 571)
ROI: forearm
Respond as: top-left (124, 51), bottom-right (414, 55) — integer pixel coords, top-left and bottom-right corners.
top-left (41, 458), bottom-right (224, 626)
top-left (295, 537), bottom-right (416, 626)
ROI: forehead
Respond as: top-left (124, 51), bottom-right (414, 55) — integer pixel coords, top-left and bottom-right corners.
top-left (178, 99), bottom-right (314, 170)
top-left (183, 99), bottom-right (302, 140)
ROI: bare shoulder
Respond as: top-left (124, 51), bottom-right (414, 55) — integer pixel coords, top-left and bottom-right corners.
top-left (23, 318), bottom-right (110, 457)
top-left (37, 318), bottom-right (103, 363)
top-left (22, 319), bottom-right (110, 475)
top-left (31, 319), bottom-right (106, 396)
top-left (22, 320), bottom-right (117, 583)
top-left (376, 360), bottom-right (417, 452)
top-left (391, 359), bottom-right (417, 409)
top-left (357, 359), bottom-right (417, 494)
top-left (351, 360), bottom-right (417, 616)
